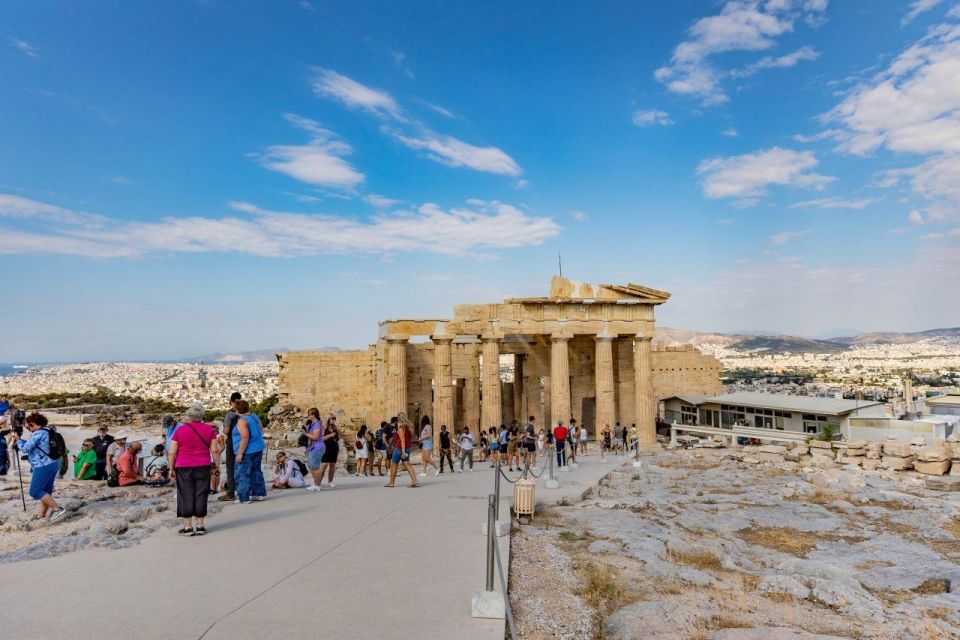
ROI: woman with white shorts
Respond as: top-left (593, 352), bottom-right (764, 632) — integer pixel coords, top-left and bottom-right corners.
top-left (354, 424), bottom-right (370, 476)
top-left (419, 416), bottom-right (440, 477)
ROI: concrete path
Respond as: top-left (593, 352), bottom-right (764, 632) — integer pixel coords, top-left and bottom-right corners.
top-left (1, 450), bottom-right (627, 640)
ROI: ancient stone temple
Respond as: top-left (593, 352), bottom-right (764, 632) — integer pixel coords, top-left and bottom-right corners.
top-left (278, 276), bottom-right (721, 447)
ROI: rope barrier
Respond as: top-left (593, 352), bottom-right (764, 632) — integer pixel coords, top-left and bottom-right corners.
top-left (497, 466), bottom-right (522, 484)
top-left (494, 526), bottom-right (517, 639)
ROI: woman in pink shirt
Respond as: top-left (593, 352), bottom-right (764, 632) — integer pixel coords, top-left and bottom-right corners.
top-left (167, 403), bottom-right (219, 537)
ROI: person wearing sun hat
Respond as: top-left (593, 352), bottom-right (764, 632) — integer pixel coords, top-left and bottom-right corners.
top-left (106, 430), bottom-right (129, 474)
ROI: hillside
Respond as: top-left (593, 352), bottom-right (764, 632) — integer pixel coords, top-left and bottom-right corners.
top-left (833, 327), bottom-right (960, 346)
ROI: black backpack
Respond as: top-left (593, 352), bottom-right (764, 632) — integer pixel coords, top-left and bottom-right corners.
top-left (13, 409), bottom-right (25, 429)
top-left (297, 433), bottom-right (309, 448)
top-left (292, 459), bottom-right (309, 477)
top-left (41, 427), bottom-right (66, 460)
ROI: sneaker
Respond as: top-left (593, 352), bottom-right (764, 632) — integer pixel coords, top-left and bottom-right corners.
top-left (234, 500), bottom-right (251, 504)
top-left (217, 493), bottom-right (235, 502)
top-left (306, 485), bottom-right (319, 492)
top-left (194, 526), bottom-right (206, 536)
top-left (252, 496), bottom-right (266, 502)
top-left (49, 508), bottom-right (67, 522)
top-left (434, 469), bottom-right (441, 476)
top-left (328, 483), bottom-right (336, 489)
top-left (178, 527), bottom-right (195, 536)
top-left (419, 472), bottom-right (427, 477)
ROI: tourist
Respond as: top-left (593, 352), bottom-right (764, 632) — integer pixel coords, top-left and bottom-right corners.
top-left (418, 415), bottom-right (440, 477)
top-left (385, 417), bottom-right (398, 462)
top-left (488, 427), bottom-right (500, 467)
top-left (363, 424), bottom-right (375, 476)
top-left (106, 431), bottom-right (129, 473)
top-left (580, 422), bottom-right (589, 453)
top-left (168, 402), bottom-right (219, 535)
top-left (630, 423), bottom-right (638, 451)
top-left (553, 420), bottom-right (568, 467)
top-left (438, 424), bottom-right (455, 473)
top-left (162, 414), bottom-right (179, 450)
top-left (354, 424), bottom-right (370, 477)
top-left (457, 427), bottom-right (475, 471)
top-left (209, 423), bottom-right (223, 494)
top-left (233, 400), bottom-right (267, 503)
top-left (72, 439), bottom-right (98, 480)
top-left (498, 424), bottom-right (509, 467)
top-left (602, 425), bottom-right (612, 452)
top-left (537, 428), bottom-right (546, 460)
top-left (385, 414), bottom-right (418, 488)
top-left (478, 429), bottom-right (488, 462)
top-left (507, 420), bottom-right (520, 471)
top-left (523, 416), bottom-right (537, 469)
top-left (303, 408), bottom-right (326, 491)
top-left (569, 419), bottom-right (579, 463)
top-left (318, 415), bottom-right (340, 488)
top-left (372, 421), bottom-right (388, 476)
top-left (90, 425), bottom-right (114, 480)
top-left (117, 441), bottom-right (145, 486)
top-left (614, 422), bottom-right (625, 453)
top-left (143, 444), bottom-right (169, 482)
top-left (272, 451), bottom-right (305, 489)
top-left (5, 412), bottom-right (66, 521)
top-left (0, 425), bottom-right (7, 476)
top-left (217, 391), bottom-right (242, 503)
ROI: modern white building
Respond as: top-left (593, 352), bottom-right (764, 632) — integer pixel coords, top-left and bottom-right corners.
top-left (927, 393), bottom-right (960, 417)
top-left (661, 391), bottom-right (886, 437)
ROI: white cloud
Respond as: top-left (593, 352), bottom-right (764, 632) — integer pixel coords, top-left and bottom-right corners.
top-left (911, 153), bottom-right (960, 202)
top-left (949, 5), bottom-right (960, 19)
top-left (421, 274), bottom-right (454, 282)
top-left (789, 196), bottom-right (878, 209)
top-left (909, 209), bottom-right (925, 224)
top-left (792, 129), bottom-right (845, 143)
top-left (391, 50), bottom-right (414, 79)
top-left (769, 229), bottom-right (810, 245)
top-left (716, 218), bottom-right (735, 224)
top-left (697, 147), bottom-right (834, 199)
top-left (385, 129), bottom-right (522, 176)
top-left (632, 109), bottom-right (673, 127)
top-left (312, 68), bottom-right (403, 120)
top-left (513, 179), bottom-right (529, 190)
top-left (570, 210), bottom-right (589, 222)
top-left (422, 102), bottom-right (454, 118)
top-left (298, 1), bottom-right (315, 10)
top-left (731, 45), bottom-right (820, 77)
top-left (108, 176), bottom-right (134, 186)
top-left (363, 194), bottom-right (401, 208)
top-left (259, 114), bottom-right (364, 189)
top-left (902, 0), bottom-right (943, 26)
top-left (10, 37), bottom-right (39, 58)
top-left (655, 0), bottom-right (827, 105)
top-left (0, 194), bottom-right (107, 227)
top-left (921, 231), bottom-right (945, 240)
top-left (722, 128), bottom-right (740, 137)
top-left (0, 195), bottom-right (559, 259)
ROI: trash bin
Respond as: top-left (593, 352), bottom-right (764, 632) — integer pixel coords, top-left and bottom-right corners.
top-left (513, 478), bottom-right (536, 522)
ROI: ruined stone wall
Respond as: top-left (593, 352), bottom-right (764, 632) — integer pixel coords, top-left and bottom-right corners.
top-left (277, 349), bottom-right (377, 424)
top-left (652, 345), bottom-right (723, 400)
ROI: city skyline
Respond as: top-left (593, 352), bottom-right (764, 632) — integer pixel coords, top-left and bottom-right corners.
top-left (4, 1), bottom-right (960, 361)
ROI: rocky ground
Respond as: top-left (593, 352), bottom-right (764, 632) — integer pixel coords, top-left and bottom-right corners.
top-left (508, 449), bottom-right (960, 640)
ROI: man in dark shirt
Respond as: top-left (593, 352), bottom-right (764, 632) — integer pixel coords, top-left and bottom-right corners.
top-left (218, 391), bottom-right (242, 502)
top-left (523, 416), bottom-right (537, 467)
top-left (438, 425), bottom-right (455, 473)
top-left (90, 426), bottom-right (115, 480)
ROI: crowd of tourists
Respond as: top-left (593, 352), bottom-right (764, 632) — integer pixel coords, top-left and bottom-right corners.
top-left (2, 390), bottom-right (629, 536)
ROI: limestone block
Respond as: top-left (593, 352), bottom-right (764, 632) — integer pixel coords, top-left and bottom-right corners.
top-left (810, 448), bottom-right (834, 459)
top-left (791, 444), bottom-right (809, 456)
top-left (809, 440), bottom-right (832, 450)
top-left (743, 456), bottom-right (761, 465)
top-left (844, 448), bottom-right (865, 457)
top-left (811, 457), bottom-right (837, 469)
top-left (847, 440), bottom-right (868, 449)
top-left (882, 455), bottom-right (915, 471)
top-left (840, 456), bottom-right (863, 466)
top-left (861, 458), bottom-right (879, 471)
top-left (950, 461), bottom-right (960, 476)
top-left (784, 452), bottom-right (801, 462)
top-left (883, 441), bottom-right (913, 457)
top-left (757, 444), bottom-right (788, 455)
top-left (910, 435), bottom-right (926, 446)
top-left (913, 459), bottom-right (950, 476)
top-left (915, 446), bottom-right (950, 462)
top-left (865, 450), bottom-right (881, 460)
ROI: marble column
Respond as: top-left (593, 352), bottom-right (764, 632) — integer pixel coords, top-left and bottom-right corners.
top-left (595, 334), bottom-right (615, 441)
top-left (633, 334), bottom-right (658, 450)
top-left (386, 337), bottom-right (408, 418)
top-left (550, 335), bottom-right (571, 428)
top-left (481, 337), bottom-right (502, 430)
top-left (432, 338), bottom-right (454, 443)
top-left (513, 354), bottom-right (526, 423)
top-left (463, 347), bottom-right (480, 434)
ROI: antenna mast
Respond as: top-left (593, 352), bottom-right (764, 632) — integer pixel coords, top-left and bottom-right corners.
top-left (558, 252), bottom-right (562, 277)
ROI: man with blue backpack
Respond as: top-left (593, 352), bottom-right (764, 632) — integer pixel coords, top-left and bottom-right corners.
top-left (5, 412), bottom-right (67, 521)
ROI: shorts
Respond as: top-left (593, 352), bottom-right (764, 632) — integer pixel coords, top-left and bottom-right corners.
top-left (524, 442), bottom-right (536, 453)
top-left (307, 449), bottom-right (324, 470)
top-left (421, 439), bottom-right (433, 451)
top-left (29, 460), bottom-right (59, 500)
top-left (375, 448), bottom-right (386, 459)
top-left (391, 447), bottom-right (411, 464)
top-left (507, 443), bottom-right (517, 455)
top-left (614, 438), bottom-right (623, 447)
top-left (490, 442), bottom-right (499, 451)
top-left (356, 448), bottom-right (368, 459)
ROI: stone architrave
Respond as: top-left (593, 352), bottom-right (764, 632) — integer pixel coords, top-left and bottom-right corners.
top-left (481, 337), bottom-right (502, 430)
top-left (633, 335), bottom-right (658, 450)
top-left (386, 337), bottom-right (408, 418)
top-left (432, 337), bottom-right (454, 442)
top-left (550, 335), bottom-right (571, 428)
top-left (595, 334), bottom-right (615, 441)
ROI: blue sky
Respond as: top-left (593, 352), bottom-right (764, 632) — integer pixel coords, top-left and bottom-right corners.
top-left (3, 0), bottom-right (960, 361)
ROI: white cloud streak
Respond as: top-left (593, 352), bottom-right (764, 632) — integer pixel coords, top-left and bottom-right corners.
top-left (789, 196), bottom-right (878, 209)
top-left (697, 147), bottom-right (834, 199)
top-left (902, 0), bottom-right (943, 26)
top-left (769, 229), bottom-right (810, 245)
top-left (385, 129), bottom-right (522, 176)
top-left (0, 195), bottom-right (559, 259)
top-left (311, 68), bottom-right (403, 120)
top-left (632, 109), bottom-right (673, 127)
top-left (259, 114), bottom-right (364, 189)
top-left (10, 37), bottom-right (39, 58)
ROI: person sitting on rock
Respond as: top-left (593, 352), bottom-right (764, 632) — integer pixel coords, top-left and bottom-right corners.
top-left (73, 439), bottom-right (98, 480)
top-left (116, 441), bottom-right (145, 486)
top-left (143, 443), bottom-right (170, 484)
top-left (272, 452), bottom-right (305, 489)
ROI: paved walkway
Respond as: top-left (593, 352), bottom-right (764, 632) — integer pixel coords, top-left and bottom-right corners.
top-left (2, 450), bottom-right (626, 640)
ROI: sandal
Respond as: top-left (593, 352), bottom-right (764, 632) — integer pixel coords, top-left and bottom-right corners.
top-left (384, 484), bottom-right (395, 488)
top-left (410, 483), bottom-right (420, 488)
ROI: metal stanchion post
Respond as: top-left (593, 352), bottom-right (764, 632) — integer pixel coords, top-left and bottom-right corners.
top-left (472, 493), bottom-right (505, 619)
top-left (494, 457), bottom-right (501, 523)
top-left (485, 494), bottom-right (495, 591)
top-left (633, 427), bottom-right (643, 468)
top-left (545, 442), bottom-right (559, 488)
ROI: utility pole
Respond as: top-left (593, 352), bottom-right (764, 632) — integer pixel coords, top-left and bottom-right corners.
top-left (558, 253), bottom-right (562, 277)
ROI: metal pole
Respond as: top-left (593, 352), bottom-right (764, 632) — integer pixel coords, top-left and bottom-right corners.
top-left (485, 493), bottom-right (496, 592)
top-left (634, 427), bottom-right (639, 462)
top-left (548, 441), bottom-right (555, 480)
top-left (494, 457), bottom-right (501, 522)
top-left (14, 443), bottom-right (26, 511)
top-left (522, 456), bottom-right (529, 479)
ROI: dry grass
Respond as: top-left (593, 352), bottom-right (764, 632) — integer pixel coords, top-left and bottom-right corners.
top-left (854, 559), bottom-right (896, 571)
top-left (572, 560), bottom-right (645, 638)
top-left (944, 516), bottom-right (960, 539)
top-left (913, 578), bottom-right (950, 595)
top-left (703, 615), bottom-right (754, 630)
top-left (556, 529), bottom-right (594, 544)
top-left (764, 590), bottom-right (802, 605)
top-left (739, 526), bottom-right (821, 557)
top-left (864, 585), bottom-right (918, 607)
top-left (851, 497), bottom-right (918, 510)
top-left (878, 515), bottom-right (920, 536)
top-left (667, 546), bottom-right (725, 571)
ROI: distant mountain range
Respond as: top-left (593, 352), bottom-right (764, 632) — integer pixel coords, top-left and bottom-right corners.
top-left (183, 347), bottom-right (341, 363)
top-left (654, 327), bottom-right (960, 354)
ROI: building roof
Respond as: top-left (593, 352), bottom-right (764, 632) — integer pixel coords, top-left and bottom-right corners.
top-left (696, 391), bottom-right (883, 416)
top-left (927, 393), bottom-right (960, 407)
top-left (669, 394), bottom-right (712, 406)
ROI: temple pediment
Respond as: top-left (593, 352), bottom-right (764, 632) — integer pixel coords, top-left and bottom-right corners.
top-left (506, 275), bottom-right (670, 305)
